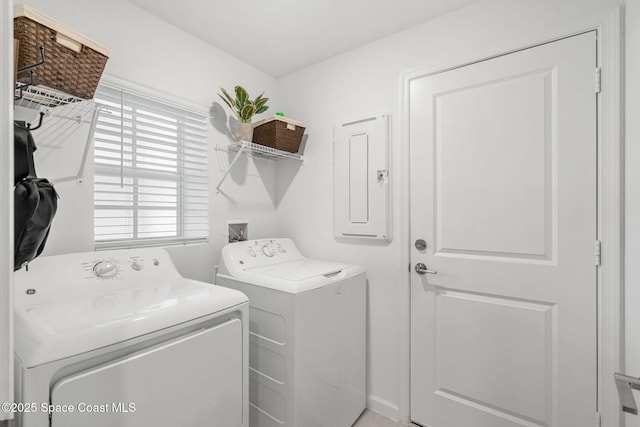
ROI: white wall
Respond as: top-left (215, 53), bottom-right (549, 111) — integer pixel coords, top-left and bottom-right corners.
top-left (21, 0), bottom-right (280, 282)
top-left (0, 0), bottom-right (13, 423)
top-left (276, 0), bottom-right (635, 422)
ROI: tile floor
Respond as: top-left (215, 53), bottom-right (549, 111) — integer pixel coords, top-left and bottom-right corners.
top-left (352, 410), bottom-right (409, 427)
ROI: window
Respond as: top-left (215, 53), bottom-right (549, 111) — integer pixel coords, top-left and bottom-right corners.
top-left (93, 85), bottom-right (209, 248)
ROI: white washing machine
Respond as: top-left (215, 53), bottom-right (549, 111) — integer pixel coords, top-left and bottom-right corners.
top-left (13, 248), bottom-right (249, 427)
top-left (216, 238), bottom-right (366, 427)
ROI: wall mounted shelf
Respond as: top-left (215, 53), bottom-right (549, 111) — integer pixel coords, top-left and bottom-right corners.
top-left (14, 84), bottom-right (102, 184)
top-left (215, 140), bottom-right (303, 191)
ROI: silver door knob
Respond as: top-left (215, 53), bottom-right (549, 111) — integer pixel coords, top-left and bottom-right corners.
top-left (415, 263), bottom-right (437, 275)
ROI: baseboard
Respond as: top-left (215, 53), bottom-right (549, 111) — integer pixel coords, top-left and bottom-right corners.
top-left (367, 394), bottom-right (410, 424)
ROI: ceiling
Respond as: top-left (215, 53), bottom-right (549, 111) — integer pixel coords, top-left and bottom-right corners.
top-left (127, 0), bottom-right (478, 78)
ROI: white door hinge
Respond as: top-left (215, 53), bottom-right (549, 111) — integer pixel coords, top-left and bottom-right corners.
top-left (595, 240), bottom-right (602, 266)
top-left (595, 411), bottom-right (601, 427)
top-left (595, 67), bottom-right (602, 93)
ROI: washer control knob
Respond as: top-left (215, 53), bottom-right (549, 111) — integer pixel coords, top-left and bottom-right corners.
top-left (262, 246), bottom-right (273, 257)
top-left (131, 261), bottom-right (143, 271)
top-left (248, 249), bottom-right (256, 257)
top-left (93, 261), bottom-right (118, 279)
top-left (279, 247), bottom-right (286, 253)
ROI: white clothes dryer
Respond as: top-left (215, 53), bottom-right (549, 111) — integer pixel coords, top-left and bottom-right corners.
top-left (13, 248), bottom-right (249, 427)
top-left (216, 238), bottom-right (366, 427)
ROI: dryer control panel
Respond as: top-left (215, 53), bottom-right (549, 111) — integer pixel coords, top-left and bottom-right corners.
top-left (14, 247), bottom-right (180, 301)
top-left (83, 254), bottom-right (158, 281)
top-left (79, 251), bottom-right (169, 283)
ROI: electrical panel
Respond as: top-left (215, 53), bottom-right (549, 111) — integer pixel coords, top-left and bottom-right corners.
top-left (334, 113), bottom-right (390, 242)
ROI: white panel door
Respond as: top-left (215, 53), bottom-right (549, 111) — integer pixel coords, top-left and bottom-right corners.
top-left (410, 32), bottom-right (597, 427)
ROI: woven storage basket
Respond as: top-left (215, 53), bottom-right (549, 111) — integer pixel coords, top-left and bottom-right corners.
top-left (14, 4), bottom-right (110, 100)
top-left (252, 116), bottom-right (306, 153)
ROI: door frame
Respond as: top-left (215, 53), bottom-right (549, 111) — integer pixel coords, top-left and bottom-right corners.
top-left (399, 7), bottom-right (623, 426)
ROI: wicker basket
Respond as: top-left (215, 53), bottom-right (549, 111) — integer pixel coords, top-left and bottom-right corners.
top-left (252, 116), bottom-right (306, 153)
top-left (14, 4), bottom-right (111, 100)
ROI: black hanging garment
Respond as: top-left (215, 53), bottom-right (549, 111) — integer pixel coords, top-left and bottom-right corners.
top-left (14, 122), bottom-right (58, 271)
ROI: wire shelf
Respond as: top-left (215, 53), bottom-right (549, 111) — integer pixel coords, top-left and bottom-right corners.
top-left (227, 140), bottom-right (303, 160)
top-left (14, 84), bottom-right (102, 184)
top-left (16, 84), bottom-right (82, 107)
top-left (15, 84), bottom-right (100, 121)
top-left (215, 140), bottom-right (303, 191)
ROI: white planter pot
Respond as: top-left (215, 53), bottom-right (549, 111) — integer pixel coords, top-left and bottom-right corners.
top-left (234, 123), bottom-right (253, 142)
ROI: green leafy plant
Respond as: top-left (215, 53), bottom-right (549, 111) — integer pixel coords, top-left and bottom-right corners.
top-left (218, 85), bottom-right (269, 124)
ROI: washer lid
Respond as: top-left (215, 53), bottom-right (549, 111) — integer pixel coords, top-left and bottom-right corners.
top-left (220, 259), bottom-right (364, 294)
top-left (246, 259), bottom-right (350, 281)
top-left (13, 248), bottom-right (248, 368)
top-left (217, 238), bottom-right (366, 293)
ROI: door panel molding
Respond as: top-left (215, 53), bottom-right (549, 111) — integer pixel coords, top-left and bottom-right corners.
top-left (400, 7), bottom-right (623, 426)
top-left (434, 290), bottom-right (555, 425)
top-left (433, 67), bottom-right (556, 263)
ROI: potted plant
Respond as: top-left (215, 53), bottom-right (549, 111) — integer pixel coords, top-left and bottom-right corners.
top-left (219, 85), bottom-right (269, 141)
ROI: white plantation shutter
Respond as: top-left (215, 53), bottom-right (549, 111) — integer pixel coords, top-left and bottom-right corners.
top-left (93, 85), bottom-right (209, 248)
